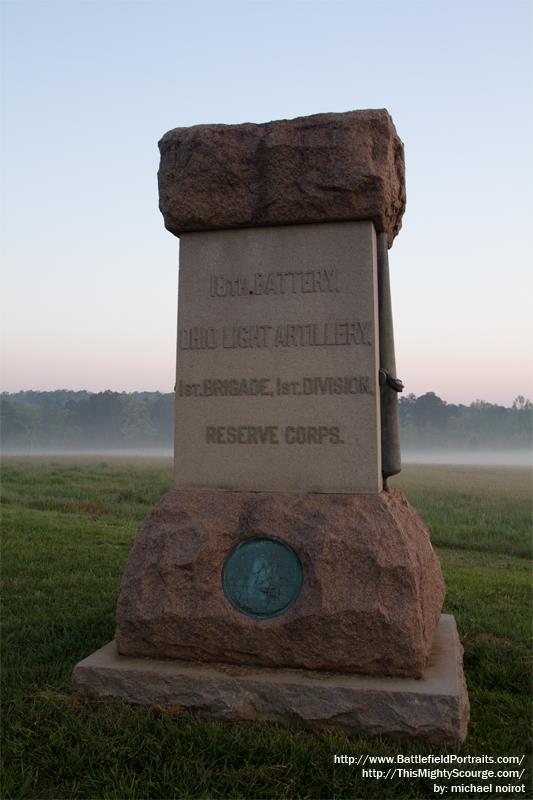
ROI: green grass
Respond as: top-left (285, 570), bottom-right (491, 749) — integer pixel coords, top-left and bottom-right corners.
top-left (390, 464), bottom-right (532, 558)
top-left (1, 457), bottom-right (532, 799)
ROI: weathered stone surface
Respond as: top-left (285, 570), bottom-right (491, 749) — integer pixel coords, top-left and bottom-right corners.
top-left (158, 110), bottom-right (405, 248)
top-left (74, 615), bottom-right (469, 743)
top-left (116, 488), bottom-right (445, 678)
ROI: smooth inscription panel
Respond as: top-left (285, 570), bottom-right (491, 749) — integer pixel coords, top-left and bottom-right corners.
top-left (175, 221), bottom-right (382, 493)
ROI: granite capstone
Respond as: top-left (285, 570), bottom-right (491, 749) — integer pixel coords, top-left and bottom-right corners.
top-left (158, 109), bottom-right (405, 247)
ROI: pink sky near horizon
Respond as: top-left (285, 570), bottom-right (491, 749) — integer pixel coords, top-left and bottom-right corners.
top-left (2, 245), bottom-right (530, 408)
top-left (1, 1), bottom-right (532, 408)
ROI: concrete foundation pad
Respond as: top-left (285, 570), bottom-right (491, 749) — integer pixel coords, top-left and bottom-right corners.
top-left (73, 614), bottom-right (469, 743)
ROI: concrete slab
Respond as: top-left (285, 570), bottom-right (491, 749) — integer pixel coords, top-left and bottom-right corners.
top-left (73, 615), bottom-right (469, 743)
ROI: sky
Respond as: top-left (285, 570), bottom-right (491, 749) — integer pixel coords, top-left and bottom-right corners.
top-left (1, 0), bottom-right (532, 406)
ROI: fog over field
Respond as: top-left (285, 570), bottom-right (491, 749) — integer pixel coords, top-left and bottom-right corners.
top-left (1, 448), bottom-right (174, 459)
top-left (402, 450), bottom-right (532, 467)
top-left (2, 447), bottom-right (531, 468)
top-left (2, 389), bottom-right (531, 466)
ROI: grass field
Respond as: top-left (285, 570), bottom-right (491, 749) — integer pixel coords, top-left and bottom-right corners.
top-left (1, 457), bottom-right (531, 799)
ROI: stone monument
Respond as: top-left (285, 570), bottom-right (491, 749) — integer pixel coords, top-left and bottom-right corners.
top-left (73, 109), bottom-right (469, 742)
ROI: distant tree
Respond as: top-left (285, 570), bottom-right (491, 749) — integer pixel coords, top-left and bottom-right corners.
top-left (147, 393), bottom-right (174, 443)
top-left (0, 399), bottom-right (42, 449)
top-left (62, 391), bottom-right (125, 447)
top-left (1, 399), bottom-right (28, 446)
top-left (511, 396), bottom-right (533, 444)
top-left (512, 395), bottom-right (532, 411)
top-left (470, 399), bottom-right (494, 409)
top-left (412, 392), bottom-right (449, 430)
top-left (120, 396), bottom-right (156, 444)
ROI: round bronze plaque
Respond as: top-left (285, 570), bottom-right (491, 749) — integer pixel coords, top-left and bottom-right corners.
top-left (222, 537), bottom-right (303, 620)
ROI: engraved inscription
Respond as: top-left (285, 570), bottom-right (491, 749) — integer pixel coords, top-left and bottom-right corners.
top-left (210, 269), bottom-right (340, 297)
top-left (180, 378), bottom-right (274, 398)
top-left (205, 425), bottom-right (344, 445)
top-left (177, 375), bottom-right (373, 398)
top-left (179, 321), bottom-right (373, 351)
top-left (206, 425), bottom-right (280, 444)
top-left (175, 223), bottom-right (382, 493)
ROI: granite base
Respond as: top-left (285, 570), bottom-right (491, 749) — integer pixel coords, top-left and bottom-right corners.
top-left (73, 614), bottom-right (469, 743)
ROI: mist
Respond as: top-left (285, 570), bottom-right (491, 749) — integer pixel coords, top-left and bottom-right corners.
top-left (402, 449), bottom-right (531, 467)
top-left (2, 390), bottom-right (531, 468)
top-left (2, 445), bottom-right (531, 469)
top-left (1, 447), bottom-right (173, 459)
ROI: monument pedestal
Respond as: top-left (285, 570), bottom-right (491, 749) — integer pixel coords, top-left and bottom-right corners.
top-left (73, 615), bottom-right (469, 744)
top-left (74, 487), bottom-right (469, 742)
top-left (72, 109), bottom-right (470, 743)
top-left (115, 488), bottom-right (445, 678)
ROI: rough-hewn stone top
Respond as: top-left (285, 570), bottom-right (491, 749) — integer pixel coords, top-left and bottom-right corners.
top-left (158, 109), bottom-right (406, 247)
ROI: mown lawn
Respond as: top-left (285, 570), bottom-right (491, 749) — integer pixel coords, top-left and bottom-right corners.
top-left (1, 457), bottom-right (531, 799)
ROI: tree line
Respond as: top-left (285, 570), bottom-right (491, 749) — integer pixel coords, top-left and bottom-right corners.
top-left (1, 389), bottom-right (531, 452)
top-left (398, 392), bottom-right (531, 451)
top-left (1, 391), bottom-right (174, 450)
